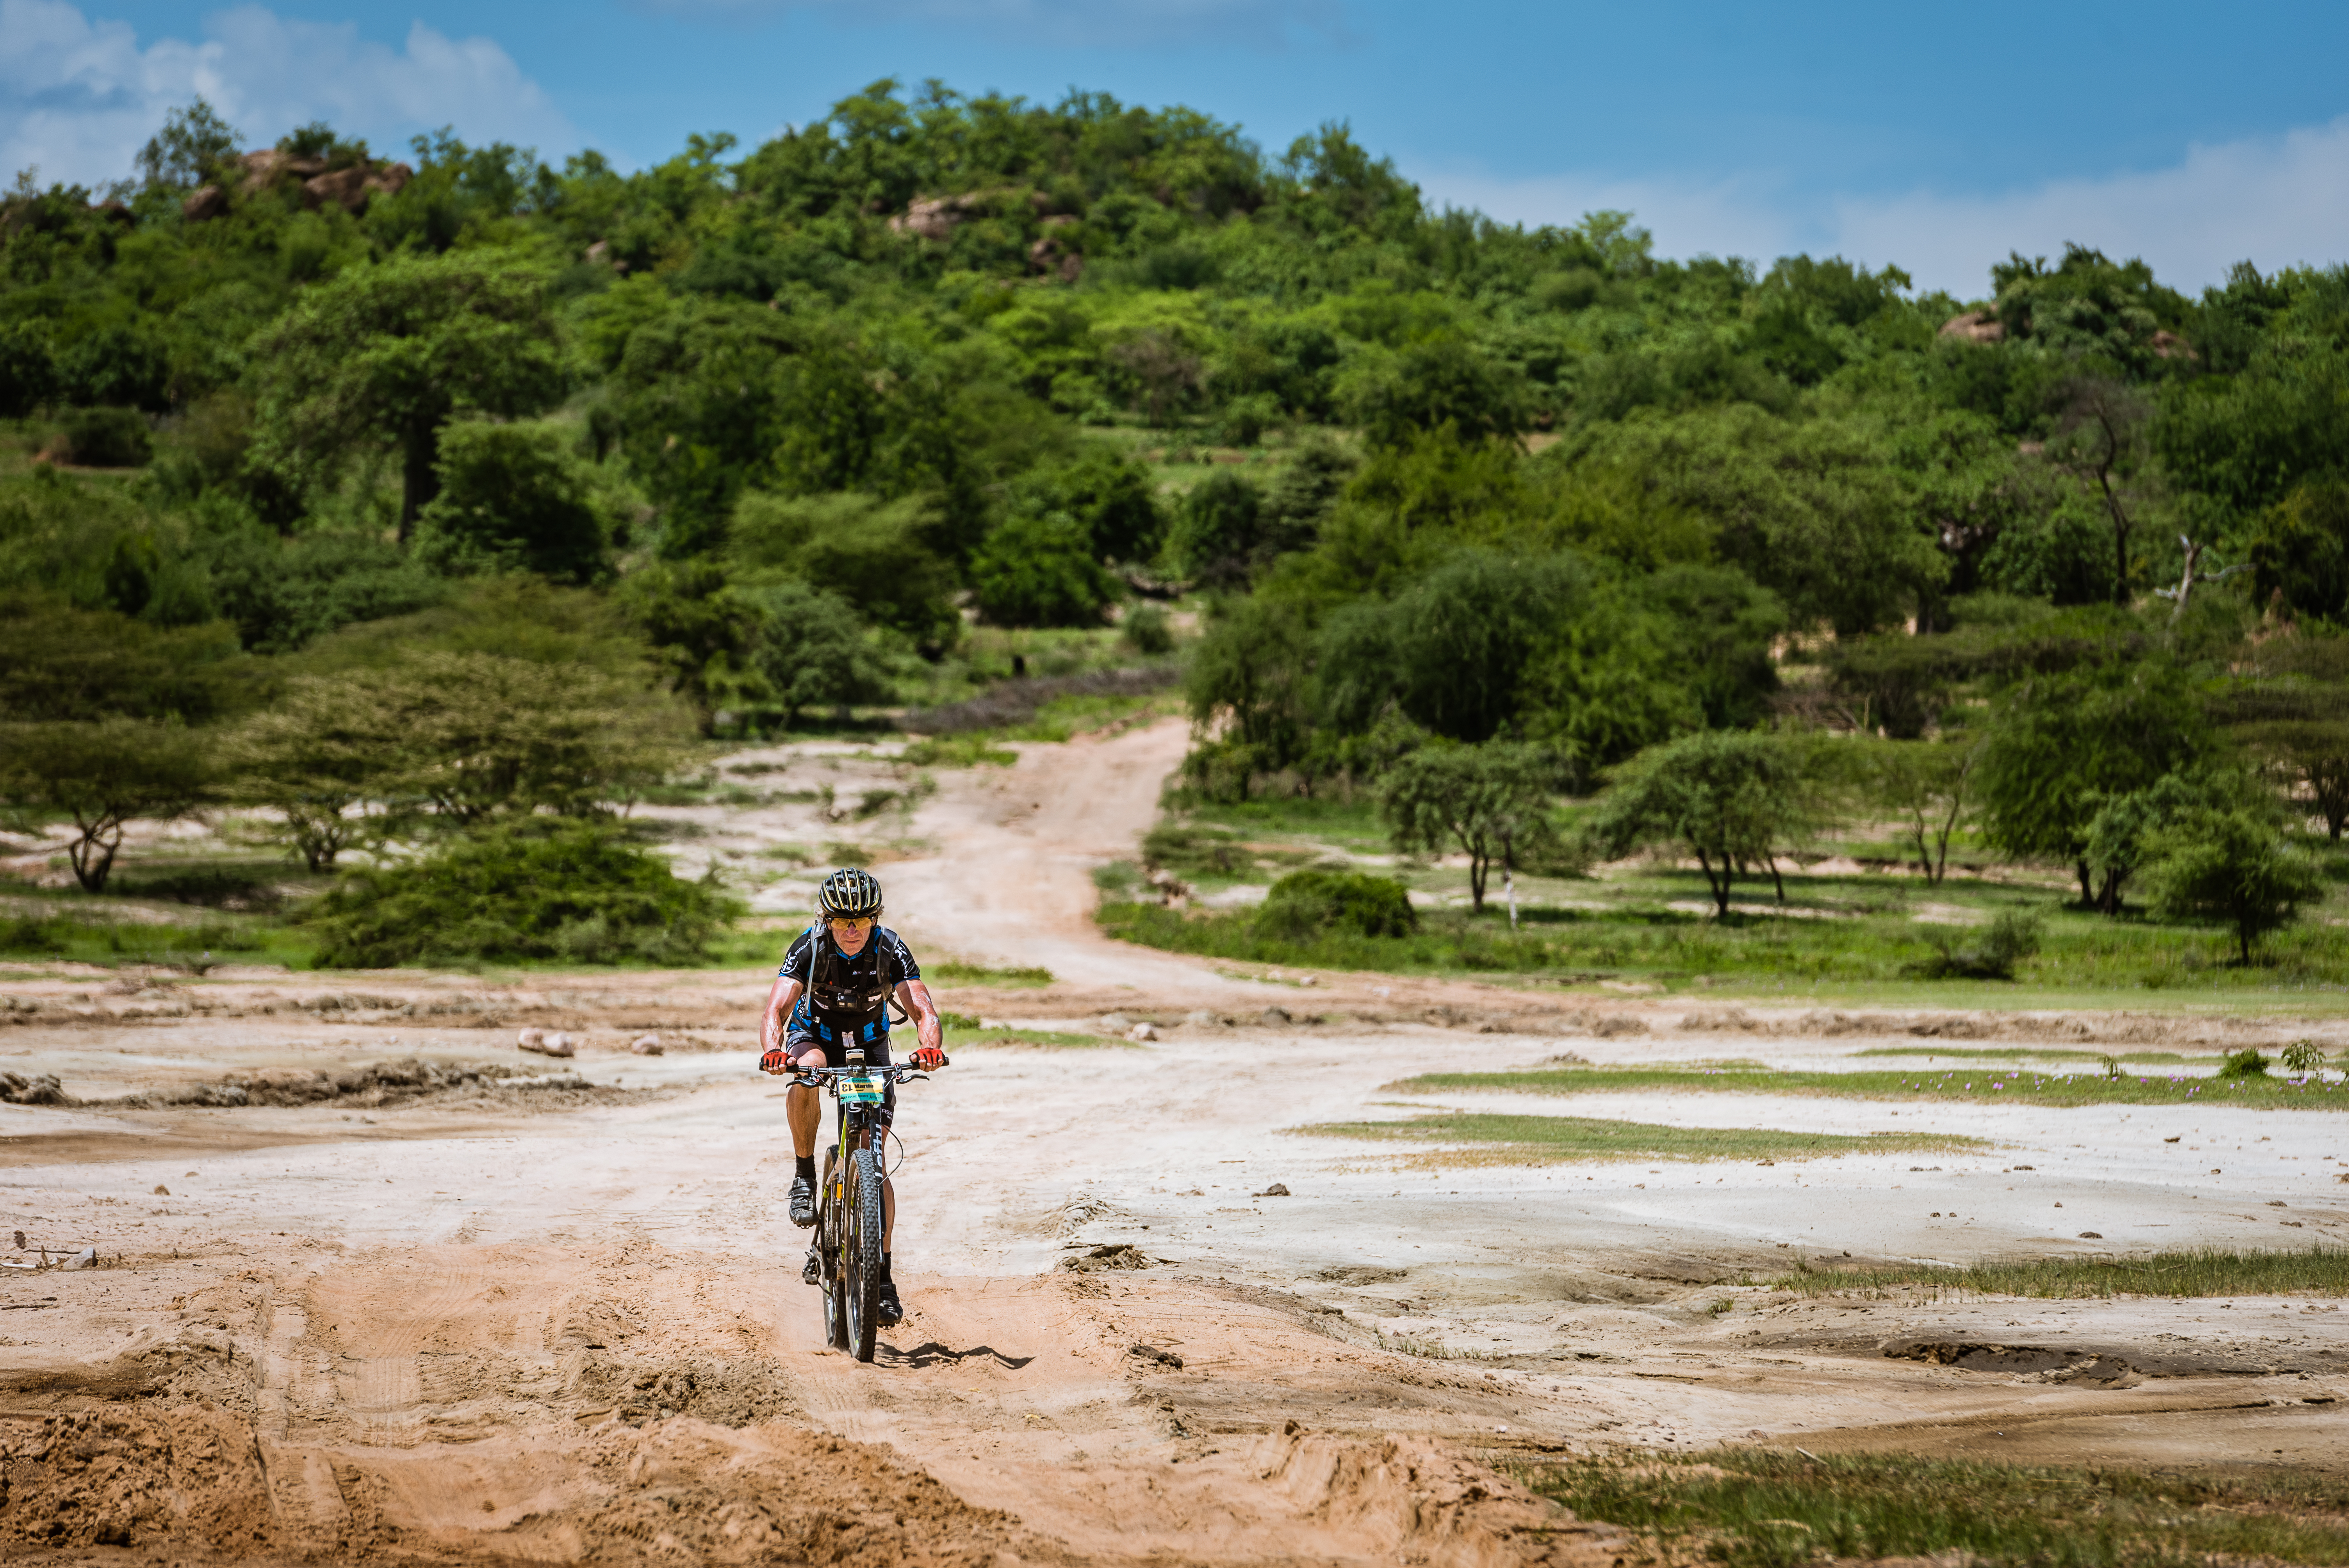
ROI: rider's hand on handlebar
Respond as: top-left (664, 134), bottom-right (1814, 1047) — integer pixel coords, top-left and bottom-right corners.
top-left (910, 1046), bottom-right (948, 1072)
top-left (760, 1047), bottom-right (790, 1076)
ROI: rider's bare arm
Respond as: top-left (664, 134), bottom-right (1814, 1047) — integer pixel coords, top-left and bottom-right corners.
top-left (759, 973), bottom-right (806, 1068)
top-left (895, 978), bottom-right (943, 1054)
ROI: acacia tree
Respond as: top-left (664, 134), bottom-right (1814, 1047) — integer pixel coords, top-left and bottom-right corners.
top-left (1868, 736), bottom-right (1978, 886)
top-left (251, 253), bottom-right (564, 538)
top-left (2048, 374), bottom-right (2154, 606)
top-left (223, 684), bottom-right (394, 871)
top-left (1378, 742), bottom-right (1559, 911)
top-left (1592, 730), bottom-right (1814, 915)
top-left (2144, 807), bottom-right (2325, 963)
top-left (1975, 659), bottom-right (2208, 911)
top-left (0, 720), bottom-right (211, 892)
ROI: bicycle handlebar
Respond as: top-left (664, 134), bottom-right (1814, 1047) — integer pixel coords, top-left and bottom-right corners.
top-left (788, 1064), bottom-right (931, 1088)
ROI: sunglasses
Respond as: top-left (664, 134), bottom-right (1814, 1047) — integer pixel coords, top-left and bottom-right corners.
top-left (826, 916), bottom-right (875, 934)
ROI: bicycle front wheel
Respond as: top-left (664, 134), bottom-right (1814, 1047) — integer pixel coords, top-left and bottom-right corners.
top-left (845, 1145), bottom-right (885, 1363)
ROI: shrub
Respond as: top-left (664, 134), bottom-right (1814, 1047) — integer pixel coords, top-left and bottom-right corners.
top-left (1256, 870), bottom-right (1416, 941)
top-left (1914, 909), bottom-right (2042, 980)
top-left (55, 407), bottom-right (153, 467)
top-left (411, 421), bottom-right (607, 584)
top-left (1121, 602), bottom-right (1174, 656)
top-left (2216, 1047), bottom-right (2269, 1080)
top-left (306, 818), bottom-right (742, 968)
top-left (969, 509), bottom-right (1117, 627)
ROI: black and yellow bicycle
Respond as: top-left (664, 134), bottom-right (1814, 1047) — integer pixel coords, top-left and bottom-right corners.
top-left (791, 1048), bottom-right (933, 1363)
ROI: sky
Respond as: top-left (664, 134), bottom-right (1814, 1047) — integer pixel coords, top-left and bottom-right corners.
top-left (5, 0), bottom-right (2347, 297)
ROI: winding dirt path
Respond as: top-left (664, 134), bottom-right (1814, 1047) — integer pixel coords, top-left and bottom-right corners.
top-left (1, 720), bottom-right (2346, 1564)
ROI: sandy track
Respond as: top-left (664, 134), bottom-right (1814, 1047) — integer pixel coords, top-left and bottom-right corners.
top-left (3, 720), bottom-right (2348, 1562)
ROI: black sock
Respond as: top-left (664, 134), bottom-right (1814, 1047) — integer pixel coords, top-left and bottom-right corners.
top-left (794, 1155), bottom-right (815, 1181)
top-left (882, 1251), bottom-right (893, 1280)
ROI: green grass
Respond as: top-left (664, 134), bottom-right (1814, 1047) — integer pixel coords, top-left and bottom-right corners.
top-left (927, 960), bottom-right (1055, 987)
top-left (1390, 1061), bottom-right (2349, 1110)
top-left (1848, 1046), bottom-right (2204, 1064)
top-left (1294, 1110), bottom-right (1984, 1165)
top-left (1761, 1244), bottom-right (2349, 1299)
top-left (955, 1027), bottom-right (1105, 1048)
top-left (1102, 811), bottom-right (2349, 998)
top-left (900, 735), bottom-right (1018, 768)
top-left (0, 909), bottom-right (309, 971)
top-left (1523, 1451), bottom-right (2349, 1568)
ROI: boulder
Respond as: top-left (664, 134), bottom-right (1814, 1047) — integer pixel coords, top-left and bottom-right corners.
top-left (182, 185), bottom-right (228, 222)
top-left (521, 1031), bottom-right (576, 1059)
top-left (301, 166), bottom-right (371, 213)
top-left (890, 196), bottom-right (964, 241)
top-left (630, 1033), bottom-right (665, 1056)
top-left (517, 1027), bottom-right (545, 1051)
top-left (1938, 310), bottom-right (2005, 344)
top-left (1126, 1022), bottom-right (1158, 1042)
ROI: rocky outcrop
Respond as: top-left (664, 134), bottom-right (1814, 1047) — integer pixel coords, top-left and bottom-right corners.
top-left (1939, 309), bottom-right (2005, 343)
top-left (181, 185), bottom-right (228, 222)
top-left (209, 149), bottom-right (413, 216)
top-left (1030, 213), bottom-right (1082, 281)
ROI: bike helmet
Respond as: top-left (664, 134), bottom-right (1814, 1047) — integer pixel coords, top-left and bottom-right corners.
top-left (816, 867), bottom-right (884, 920)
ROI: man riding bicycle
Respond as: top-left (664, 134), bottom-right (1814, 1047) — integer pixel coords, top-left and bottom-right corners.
top-left (758, 868), bottom-right (946, 1327)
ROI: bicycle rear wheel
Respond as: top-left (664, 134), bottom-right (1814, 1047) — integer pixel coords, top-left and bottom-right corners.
top-left (846, 1146), bottom-right (885, 1363)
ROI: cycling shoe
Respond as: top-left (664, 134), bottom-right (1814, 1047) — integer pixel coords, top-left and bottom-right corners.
top-left (801, 1246), bottom-right (822, 1286)
top-left (876, 1279), bottom-right (904, 1327)
top-left (788, 1174), bottom-right (816, 1228)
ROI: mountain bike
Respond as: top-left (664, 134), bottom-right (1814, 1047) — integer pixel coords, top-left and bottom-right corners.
top-left (791, 1050), bottom-right (932, 1363)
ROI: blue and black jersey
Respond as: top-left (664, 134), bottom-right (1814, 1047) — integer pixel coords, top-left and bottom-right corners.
top-left (777, 925), bottom-right (921, 1049)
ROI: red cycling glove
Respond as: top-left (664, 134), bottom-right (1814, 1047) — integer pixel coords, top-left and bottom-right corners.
top-left (910, 1047), bottom-right (948, 1072)
top-left (760, 1048), bottom-right (790, 1075)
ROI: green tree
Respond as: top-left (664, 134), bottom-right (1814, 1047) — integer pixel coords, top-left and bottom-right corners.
top-left (1975, 659), bottom-right (2209, 909)
top-left (221, 680), bottom-right (397, 871)
top-left (1338, 336), bottom-right (1530, 448)
top-left (729, 490), bottom-right (958, 644)
top-left (0, 718), bottom-right (212, 892)
top-left (318, 653), bottom-right (683, 827)
top-left (411, 422), bottom-right (607, 584)
top-left (1378, 742), bottom-right (1559, 911)
top-left (135, 98), bottom-right (241, 192)
top-left (1592, 730), bottom-right (1814, 916)
top-left (1866, 736), bottom-right (1979, 886)
top-left (1182, 593), bottom-right (1317, 796)
top-left (747, 581), bottom-right (890, 725)
top-left (251, 253), bottom-right (564, 538)
top-left (969, 510), bottom-right (1116, 627)
top-left (618, 561), bottom-right (761, 737)
top-left (2142, 807), bottom-right (2326, 963)
top-left (1163, 470), bottom-right (1267, 587)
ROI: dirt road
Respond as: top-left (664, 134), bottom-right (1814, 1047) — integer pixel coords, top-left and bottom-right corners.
top-left (2, 720), bottom-right (2345, 1564)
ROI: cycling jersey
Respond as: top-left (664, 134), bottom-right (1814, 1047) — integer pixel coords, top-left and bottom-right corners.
top-left (777, 924), bottom-right (921, 1049)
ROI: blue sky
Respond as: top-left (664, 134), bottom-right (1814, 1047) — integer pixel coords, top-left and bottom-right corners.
top-left (6, 0), bottom-right (2347, 296)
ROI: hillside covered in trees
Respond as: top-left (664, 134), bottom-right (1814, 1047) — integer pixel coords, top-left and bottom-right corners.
top-left (4, 80), bottom-right (2347, 973)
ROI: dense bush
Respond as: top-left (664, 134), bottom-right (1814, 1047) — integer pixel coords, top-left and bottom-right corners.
top-left (55, 407), bottom-right (153, 467)
top-left (307, 819), bottom-right (741, 967)
top-left (1256, 870), bottom-right (1417, 940)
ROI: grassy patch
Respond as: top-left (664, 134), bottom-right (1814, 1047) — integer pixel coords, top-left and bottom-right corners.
top-left (1848, 1046), bottom-right (2202, 1064)
top-left (1294, 1111), bottom-right (1982, 1165)
top-left (955, 1027), bottom-right (1104, 1048)
top-left (0, 909), bottom-right (306, 971)
top-left (1761, 1244), bottom-right (2349, 1299)
top-left (1524, 1450), bottom-right (2349, 1568)
top-left (928, 960), bottom-right (1055, 987)
top-left (1099, 900), bottom-right (1567, 974)
top-left (1392, 1062), bottom-right (2349, 1111)
top-left (900, 735), bottom-right (1018, 768)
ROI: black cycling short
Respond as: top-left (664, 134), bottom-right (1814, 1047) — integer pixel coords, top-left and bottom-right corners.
top-left (784, 1028), bottom-right (895, 1129)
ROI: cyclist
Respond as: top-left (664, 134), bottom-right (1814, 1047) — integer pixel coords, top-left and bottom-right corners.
top-left (758, 868), bottom-right (947, 1327)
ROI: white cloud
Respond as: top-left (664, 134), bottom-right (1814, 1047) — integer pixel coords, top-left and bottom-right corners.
top-left (632, 0), bottom-right (1346, 50)
top-left (0, 0), bottom-right (577, 191)
top-left (1414, 115), bottom-right (2349, 298)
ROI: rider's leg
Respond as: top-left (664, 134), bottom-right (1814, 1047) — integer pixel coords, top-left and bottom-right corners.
top-left (882, 1175), bottom-right (895, 1254)
top-left (784, 1045), bottom-right (827, 1156)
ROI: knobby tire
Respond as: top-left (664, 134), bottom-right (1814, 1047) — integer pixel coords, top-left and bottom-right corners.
top-left (820, 1148), bottom-right (848, 1351)
top-left (848, 1146), bottom-right (885, 1363)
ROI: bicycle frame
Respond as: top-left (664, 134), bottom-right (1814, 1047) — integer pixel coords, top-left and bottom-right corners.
top-left (791, 1051), bottom-right (928, 1363)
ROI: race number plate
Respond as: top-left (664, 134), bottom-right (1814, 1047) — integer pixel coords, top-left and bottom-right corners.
top-left (839, 1074), bottom-right (885, 1106)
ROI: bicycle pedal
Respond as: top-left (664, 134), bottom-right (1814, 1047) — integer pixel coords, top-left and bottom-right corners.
top-left (800, 1248), bottom-right (822, 1286)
